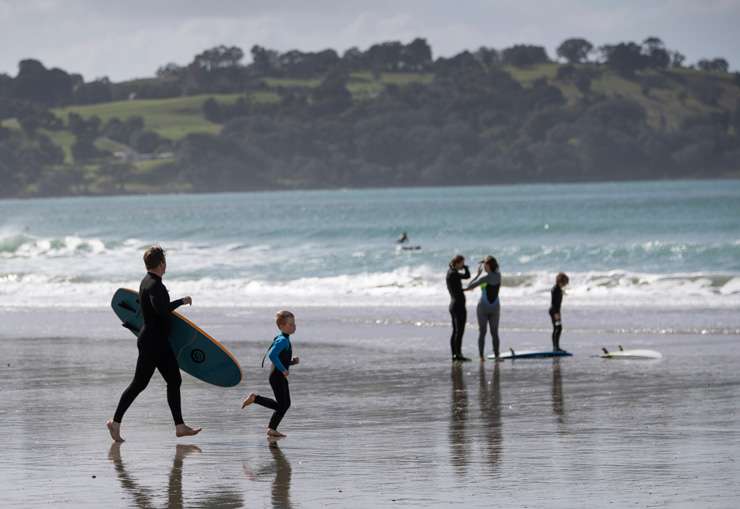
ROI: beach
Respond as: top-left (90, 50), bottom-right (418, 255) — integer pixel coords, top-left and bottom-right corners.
top-left (2, 304), bottom-right (739, 508)
top-left (1, 181), bottom-right (738, 507)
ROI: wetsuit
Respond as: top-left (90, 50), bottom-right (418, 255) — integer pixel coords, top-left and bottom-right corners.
top-left (446, 265), bottom-right (470, 359)
top-left (549, 285), bottom-right (563, 351)
top-left (113, 272), bottom-right (186, 425)
top-left (467, 271), bottom-right (501, 358)
top-left (254, 333), bottom-right (293, 430)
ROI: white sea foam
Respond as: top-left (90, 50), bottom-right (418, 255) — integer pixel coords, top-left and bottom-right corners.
top-left (1, 266), bottom-right (738, 309)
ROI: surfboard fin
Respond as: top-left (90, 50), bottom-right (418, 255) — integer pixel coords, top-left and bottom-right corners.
top-left (618, 345), bottom-right (624, 351)
top-left (602, 347), bottom-right (610, 355)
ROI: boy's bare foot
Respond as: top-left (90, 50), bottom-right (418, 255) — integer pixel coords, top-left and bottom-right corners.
top-left (267, 428), bottom-right (286, 438)
top-left (106, 420), bottom-right (125, 443)
top-left (241, 393), bottom-right (257, 409)
top-left (175, 444), bottom-right (202, 458)
top-left (175, 424), bottom-right (202, 438)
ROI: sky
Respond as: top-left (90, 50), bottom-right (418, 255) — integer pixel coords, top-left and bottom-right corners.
top-left (1, 0), bottom-right (738, 81)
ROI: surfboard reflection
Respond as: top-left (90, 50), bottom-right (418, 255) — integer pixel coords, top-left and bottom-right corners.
top-left (108, 443), bottom-right (243, 509)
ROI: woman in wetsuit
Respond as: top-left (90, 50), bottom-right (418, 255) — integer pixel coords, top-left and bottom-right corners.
top-left (446, 255), bottom-right (471, 361)
top-left (465, 256), bottom-right (502, 360)
top-left (549, 272), bottom-right (569, 351)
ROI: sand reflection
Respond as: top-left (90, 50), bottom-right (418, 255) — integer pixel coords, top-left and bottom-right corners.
top-left (108, 443), bottom-right (243, 508)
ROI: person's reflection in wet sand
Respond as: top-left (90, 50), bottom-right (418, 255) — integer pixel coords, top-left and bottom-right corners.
top-left (552, 359), bottom-right (565, 427)
top-left (108, 442), bottom-right (155, 509)
top-left (109, 443), bottom-right (243, 509)
top-left (449, 363), bottom-right (469, 473)
top-left (243, 439), bottom-right (293, 509)
top-left (478, 361), bottom-right (502, 475)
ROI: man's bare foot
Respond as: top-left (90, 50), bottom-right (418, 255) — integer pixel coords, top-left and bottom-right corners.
top-left (175, 424), bottom-right (202, 438)
top-left (106, 420), bottom-right (125, 443)
top-left (241, 393), bottom-right (257, 409)
top-left (267, 428), bottom-right (286, 438)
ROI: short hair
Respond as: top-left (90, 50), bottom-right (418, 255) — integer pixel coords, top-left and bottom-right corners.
top-left (556, 272), bottom-right (570, 286)
top-left (275, 310), bottom-right (295, 327)
top-left (143, 246), bottom-right (166, 270)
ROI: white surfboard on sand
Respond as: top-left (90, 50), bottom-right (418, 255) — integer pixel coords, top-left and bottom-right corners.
top-left (600, 346), bottom-right (662, 359)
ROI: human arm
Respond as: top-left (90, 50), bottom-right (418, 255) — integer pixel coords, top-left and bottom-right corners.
top-left (460, 265), bottom-right (471, 279)
top-left (268, 337), bottom-right (289, 374)
top-left (149, 283), bottom-right (181, 316)
top-left (465, 273), bottom-right (485, 291)
top-left (290, 357), bottom-right (300, 366)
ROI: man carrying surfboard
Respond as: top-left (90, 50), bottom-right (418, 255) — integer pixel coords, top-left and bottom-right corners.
top-left (241, 310), bottom-right (300, 438)
top-left (106, 246), bottom-right (202, 442)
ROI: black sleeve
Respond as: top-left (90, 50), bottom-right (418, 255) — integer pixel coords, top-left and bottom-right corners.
top-left (551, 287), bottom-right (562, 313)
top-left (461, 265), bottom-right (471, 279)
top-left (149, 283), bottom-right (181, 316)
top-left (169, 298), bottom-right (185, 312)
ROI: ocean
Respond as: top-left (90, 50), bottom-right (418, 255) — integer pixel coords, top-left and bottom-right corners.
top-left (1, 180), bottom-right (738, 309)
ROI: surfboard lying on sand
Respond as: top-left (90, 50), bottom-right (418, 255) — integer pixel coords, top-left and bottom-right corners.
top-left (111, 288), bottom-right (242, 387)
top-left (600, 346), bottom-right (662, 359)
top-left (488, 348), bottom-right (573, 360)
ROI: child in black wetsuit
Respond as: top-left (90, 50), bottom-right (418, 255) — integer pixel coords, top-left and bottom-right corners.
top-left (549, 273), bottom-right (569, 351)
top-left (241, 310), bottom-right (299, 438)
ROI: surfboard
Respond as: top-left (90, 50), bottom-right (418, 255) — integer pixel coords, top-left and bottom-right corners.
top-left (111, 288), bottom-right (242, 387)
top-left (487, 348), bottom-right (573, 360)
top-left (600, 346), bottom-right (662, 359)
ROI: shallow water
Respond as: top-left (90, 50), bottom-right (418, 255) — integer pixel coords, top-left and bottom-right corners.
top-left (1, 305), bottom-right (739, 508)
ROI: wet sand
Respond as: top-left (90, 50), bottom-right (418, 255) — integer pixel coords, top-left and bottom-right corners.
top-left (1, 305), bottom-right (739, 508)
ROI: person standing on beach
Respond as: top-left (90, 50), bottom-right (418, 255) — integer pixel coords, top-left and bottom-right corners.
top-left (465, 255), bottom-right (502, 361)
top-left (446, 255), bottom-right (471, 362)
top-left (106, 246), bottom-right (202, 442)
top-left (549, 272), bottom-right (569, 352)
top-left (241, 310), bottom-right (300, 438)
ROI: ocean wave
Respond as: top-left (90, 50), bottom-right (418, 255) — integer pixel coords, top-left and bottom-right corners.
top-left (1, 268), bottom-right (738, 309)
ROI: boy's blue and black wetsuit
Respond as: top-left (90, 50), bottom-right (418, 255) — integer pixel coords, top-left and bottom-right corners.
top-left (446, 265), bottom-right (470, 359)
top-left (255, 333), bottom-right (293, 431)
top-left (549, 285), bottom-right (563, 351)
top-left (467, 271), bottom-right (501, 358)
top-left (113, 272), bottom-right (186, 425)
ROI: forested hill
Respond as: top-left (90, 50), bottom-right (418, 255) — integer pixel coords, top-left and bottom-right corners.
top-left (1, 37), bottom-right (739, 198)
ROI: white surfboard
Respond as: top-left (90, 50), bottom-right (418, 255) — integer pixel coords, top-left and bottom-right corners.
top-left (600, 346), bottom-right (662, 359)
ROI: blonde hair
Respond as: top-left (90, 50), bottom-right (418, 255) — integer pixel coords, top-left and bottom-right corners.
top-left (275, 310), bottom-right (295, 327)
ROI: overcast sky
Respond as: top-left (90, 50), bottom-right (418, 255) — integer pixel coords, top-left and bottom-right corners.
top-left (1, 0), bottom-right (738, 81)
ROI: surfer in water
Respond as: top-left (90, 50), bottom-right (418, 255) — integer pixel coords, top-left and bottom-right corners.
top-left (241, 310), bottom-right (300, 438)
top-left (446, 254), bottom-right (471, 361)
top-left (397, 231), bottom-right (409, 244)
top-left (106, 246), bottom-right (202, 442)
top-left (549, 272), bottom-right (569, 352)
top-left (465, 256), bottom-right (502, 361)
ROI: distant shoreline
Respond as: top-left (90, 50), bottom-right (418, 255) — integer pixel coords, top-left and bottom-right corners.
top-left (2, 174), bottom-right (738, 202)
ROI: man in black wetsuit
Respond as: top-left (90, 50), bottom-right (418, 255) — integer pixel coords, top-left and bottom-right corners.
top-left (549, 272), bottom-right (570, 352)
top-left (106, 246), bottom-right (201, 442)
top-left (446, 255), bottom-right (471, 361)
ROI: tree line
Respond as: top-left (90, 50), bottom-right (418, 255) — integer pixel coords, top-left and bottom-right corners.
top-left (1, 36), bottom-right (739, 197)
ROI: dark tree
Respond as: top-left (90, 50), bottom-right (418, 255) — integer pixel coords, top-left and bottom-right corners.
top-left (697, 58), bottom-right (729, 73)
top-left (600, 43), bottom-right (647, 76)
top-left (502, 45), bottom-right (550, 66)
top-left (642, 37), bottom-right (670, 68)
top-left (556, 38), bottom-right (594, 64)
